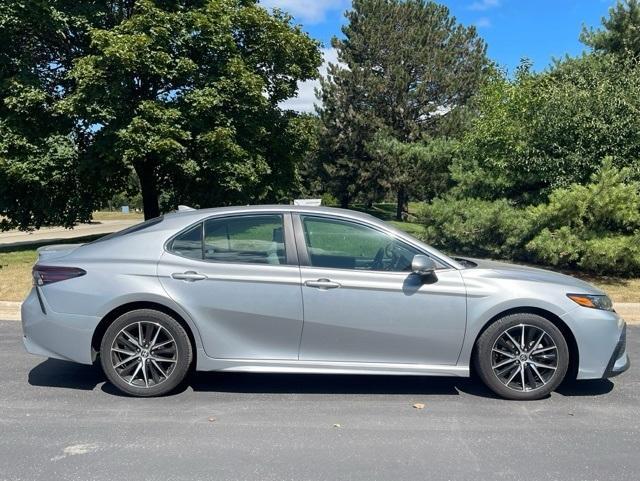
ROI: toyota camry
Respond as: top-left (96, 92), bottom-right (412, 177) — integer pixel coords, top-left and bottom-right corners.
top-left (22, 205), bottom-right (629, 399)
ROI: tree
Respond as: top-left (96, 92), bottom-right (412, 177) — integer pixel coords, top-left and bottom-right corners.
top-left (453, 55), bottom-right (640, 204)
top-left (365, 134), bottom-right (454, 219)
top-left (581, 0), bottom-right (640, 57)
top-left (0, 1), bottom-right (123, 230)
top-left (318, 0), bottom-right (487, 217)
top-left (0, 0), bottom-right (321, 226)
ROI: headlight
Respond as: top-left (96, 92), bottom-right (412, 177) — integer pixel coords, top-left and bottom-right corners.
top-left (567, 294), bottom-right (614, 311)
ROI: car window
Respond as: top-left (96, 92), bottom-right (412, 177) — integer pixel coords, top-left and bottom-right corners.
top-left (300, 215), bottom-right (422, 272)
top-left (203, 215), bottom-right (286, 265)
top-left (168, 223), bottom-right (203, 260)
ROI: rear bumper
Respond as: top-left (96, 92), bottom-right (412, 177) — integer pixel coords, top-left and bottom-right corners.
top-left (21, 288), bottom-right (99, 365)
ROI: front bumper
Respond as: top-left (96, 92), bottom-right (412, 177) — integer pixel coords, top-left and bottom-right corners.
top-left (21, 288), bottom-right (100, 365)
top-left (561, 306), bottom-right (629, 380)
top-left (603, 323), bottom-right (630, 378)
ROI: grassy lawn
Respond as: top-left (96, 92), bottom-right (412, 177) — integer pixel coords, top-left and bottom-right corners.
top-left (0, 204), bottom-right (638, 303)
top-left (0, 248), bottom-right (37, 301)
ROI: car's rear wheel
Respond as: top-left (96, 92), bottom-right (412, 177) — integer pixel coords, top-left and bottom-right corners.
top-left (100, 309), bottom-right (192, 397)
top-left (473, 313), bottom-right (569, 400)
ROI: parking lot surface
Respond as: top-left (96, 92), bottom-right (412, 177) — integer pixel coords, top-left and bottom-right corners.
top-left (0, 320), bottom-right (638, 481)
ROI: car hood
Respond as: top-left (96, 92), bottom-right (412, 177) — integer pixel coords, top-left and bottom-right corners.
top-left (458, 257), bottom-right (604, 295)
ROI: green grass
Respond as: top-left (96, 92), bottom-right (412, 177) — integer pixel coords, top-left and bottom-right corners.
top-left (0, 248), bottom-right (37, 301)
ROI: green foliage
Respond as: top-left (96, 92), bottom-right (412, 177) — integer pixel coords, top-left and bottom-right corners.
top-left (418, 197), bottom-right (531, 258)
top-left (419, 161), bottom-right (640, 275)
top-left (581, 0), bottom-right (640, 57)
top-left (366, 134), bottom-right (456, 218)
top-left (453, 55), bottom-right (640, 203)
top-left (316, 0), bottom-right (487, 213)
top-left (0, 0), bottom-right (322, 226)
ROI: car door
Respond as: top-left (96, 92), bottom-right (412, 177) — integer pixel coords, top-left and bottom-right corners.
top-left (295, 214), bottom-right (466, 365)
top-left (157, 212), bottom-right (303, 360)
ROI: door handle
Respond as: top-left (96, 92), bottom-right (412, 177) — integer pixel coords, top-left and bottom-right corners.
top-left (305, 278), bottom-right (341, 290)
top-left (171, 271), bottom-right (207, 282)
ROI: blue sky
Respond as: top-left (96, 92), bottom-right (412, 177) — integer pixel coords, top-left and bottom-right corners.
top-left (261, 0), bottom-right (618, 111)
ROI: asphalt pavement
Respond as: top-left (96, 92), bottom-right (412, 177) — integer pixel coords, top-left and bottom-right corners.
top-left (0, 319), bottom-right (638, 481)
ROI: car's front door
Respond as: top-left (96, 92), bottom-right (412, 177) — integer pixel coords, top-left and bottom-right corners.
top-left (295, 214), bottom-right (466, 365)
top-left (158, 213), bottom-right (303, 360)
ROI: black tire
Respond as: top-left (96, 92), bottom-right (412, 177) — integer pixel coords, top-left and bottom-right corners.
top-left (100, 309), bottom-right (192, 397)
top-left (473, 313), bottom-right (569, 400)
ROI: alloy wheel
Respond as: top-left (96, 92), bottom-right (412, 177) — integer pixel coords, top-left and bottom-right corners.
top-left (110, 321), bottom-right (178, 388)
top-left (491, 323), bottom-right (558, 392)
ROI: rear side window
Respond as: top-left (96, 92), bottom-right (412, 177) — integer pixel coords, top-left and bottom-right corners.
top-left (204, 215), bottom-right (286, 265)
top-left (167, 215), bottom-right (286, 265)
top-left (168, 223), bottom-right (203, 260)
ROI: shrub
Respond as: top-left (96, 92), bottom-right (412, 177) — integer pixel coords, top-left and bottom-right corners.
top-left (417, 160), bottom-right (640, 276)
top-left (417, 197), bottom-right (531, 258)
top-left (579, 235), bottom-right (640, 275)
top-left (524, 227), bottom-right (585, 267)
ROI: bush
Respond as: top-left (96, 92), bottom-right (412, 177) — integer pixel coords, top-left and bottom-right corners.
top-left (417, 197), bottom-right (532, 258)
top-left (417, 160), bottom-right (640, 276)
top-left (579, 235), bottom-right (640, 275)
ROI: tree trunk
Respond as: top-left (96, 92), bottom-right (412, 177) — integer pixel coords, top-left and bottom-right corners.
top-left (135, 162), bottom-right (161, 220)
top-left (340, 193), bottom-right (350, 209)
top-left (395, 188), bottom-right (407, 220)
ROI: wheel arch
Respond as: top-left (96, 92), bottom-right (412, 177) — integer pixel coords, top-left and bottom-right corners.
top-left (469, 306), bottom-right (579, 381)
top-left (91, 301), bottom-right (198, 366)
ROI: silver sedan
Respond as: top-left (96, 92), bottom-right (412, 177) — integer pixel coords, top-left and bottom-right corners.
top-left (22, 206), bottom-right (629, 399)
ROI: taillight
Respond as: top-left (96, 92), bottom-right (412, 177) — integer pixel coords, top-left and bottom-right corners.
top-left (32, 265), bottom-right (86, 286)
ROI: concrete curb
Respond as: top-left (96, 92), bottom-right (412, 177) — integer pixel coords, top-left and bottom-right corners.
top-left (2, 300), bottom-right (638, 323)
top-left (0, 301), bottom-right (21, 321)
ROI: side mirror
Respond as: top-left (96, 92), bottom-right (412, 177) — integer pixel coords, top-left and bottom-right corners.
top-left (411, 255), bottom-right (436, 275)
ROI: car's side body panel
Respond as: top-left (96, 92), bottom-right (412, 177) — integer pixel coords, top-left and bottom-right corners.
top-left (298, 267), bottom-right (467, 365)
top-left (158, 252), bottom-right (304, 360)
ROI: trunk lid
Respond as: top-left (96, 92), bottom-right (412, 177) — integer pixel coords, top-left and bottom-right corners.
top-left (36, 244), bottom-right (84, 262)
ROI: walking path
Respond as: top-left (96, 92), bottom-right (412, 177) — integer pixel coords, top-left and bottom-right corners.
top-left (0, 220), bottom-right (139, 248)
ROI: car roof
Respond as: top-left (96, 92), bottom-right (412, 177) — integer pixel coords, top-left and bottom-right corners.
top-left (164, 205), bottom-right (381, 223)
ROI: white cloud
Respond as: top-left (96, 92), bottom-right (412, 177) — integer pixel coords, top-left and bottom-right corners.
top-left (469, 0), bottom-right (500, 11)
top-left (280, 48), bottom-right (339, 113)
top-left (475, 17), bottom-right (492, 28)
top-left (261, 0), bottom-right (349, 24)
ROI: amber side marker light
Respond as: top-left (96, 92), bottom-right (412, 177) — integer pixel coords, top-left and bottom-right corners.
top-left (567, 293), bottom-right (613, 311)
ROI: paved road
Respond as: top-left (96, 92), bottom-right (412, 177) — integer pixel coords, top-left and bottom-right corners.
top-left (1, 320), bottom-right (638, 481)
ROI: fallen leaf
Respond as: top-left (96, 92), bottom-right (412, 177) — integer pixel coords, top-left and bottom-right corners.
top-left (413, 403), bottom-right (425, 410)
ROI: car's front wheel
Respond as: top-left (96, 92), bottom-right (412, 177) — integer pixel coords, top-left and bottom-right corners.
top-left (474, 313), bottom-right (569, 400)
top-left (100, 309), bottom-right (192, 397)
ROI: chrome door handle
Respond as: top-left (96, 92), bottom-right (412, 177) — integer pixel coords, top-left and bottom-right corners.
top-left (305, 278), bottom-right (341, 290)
top-left (171, 271), bottom-right (207, 282)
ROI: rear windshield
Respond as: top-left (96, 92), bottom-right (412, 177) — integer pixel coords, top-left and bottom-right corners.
top-left (90, 216), bottom-right (164, 244)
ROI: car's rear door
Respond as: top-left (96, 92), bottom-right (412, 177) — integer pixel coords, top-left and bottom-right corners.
top-left (294, 213), bottom-right (466, 365)
top-left (158, 212), bottom-right (303, 360)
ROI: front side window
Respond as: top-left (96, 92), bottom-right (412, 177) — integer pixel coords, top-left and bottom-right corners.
top-left (301, 216), bottom-right (423, 272)
top-left (203, 215), bottom-right (286, 265)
